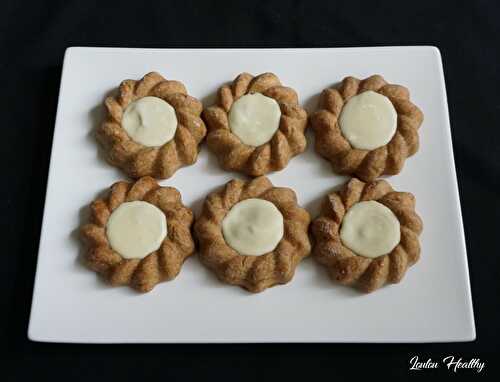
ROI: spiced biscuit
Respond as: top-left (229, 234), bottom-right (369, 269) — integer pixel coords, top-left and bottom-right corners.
top-left (311, 178), bottom-right (423, 293)
top-left (203, 72), bottom-right (308, 176)
top-left (97, 72), bottom-right (206, 179)
top-left (80, 177), bottom-right (195, 292)
top-left (194, 176), bottom-right (311, 292)
top-left (310, 75), bottom-right (423, 181)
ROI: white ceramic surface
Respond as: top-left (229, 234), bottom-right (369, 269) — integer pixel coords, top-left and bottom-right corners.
top-left (28, 47), bottom-right (475, 343)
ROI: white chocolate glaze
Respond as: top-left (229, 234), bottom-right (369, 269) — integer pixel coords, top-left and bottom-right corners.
top-left (122, 96), bottom-right (178, 147)
top-left (339, 91), bottom-right (397, 150)
top-left (228, 93), bottom-right (281, 146)
top-left (340, 200), bottom-right (400, 258)
top-left (106, 201), bottom-right (167, 259)
top-left (222, 198), bottom-right (284, 256)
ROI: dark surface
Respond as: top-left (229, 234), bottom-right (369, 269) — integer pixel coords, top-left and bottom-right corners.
top-left (2, 0), bottom-right (499, 380)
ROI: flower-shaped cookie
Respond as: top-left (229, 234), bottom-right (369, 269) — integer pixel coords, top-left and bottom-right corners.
top-left (195, 176), bottom-right (311, 292)
top-left (311, 75), bottom-right (423, 181)
top-left (80, 177), bottom-right (195, 292)
top-left (97, 72), bottom-right (206, 179)
top-left (203, 72), bottom-right (308, 176)
top-left (311, 178), bottom-right (423, 293)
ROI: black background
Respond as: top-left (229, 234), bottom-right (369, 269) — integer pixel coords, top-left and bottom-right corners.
top-left (2, 0), bottom-right (499, 380)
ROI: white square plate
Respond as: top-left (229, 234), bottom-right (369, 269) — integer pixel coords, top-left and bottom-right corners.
top-left (28, 47), bottom-right (475, 343)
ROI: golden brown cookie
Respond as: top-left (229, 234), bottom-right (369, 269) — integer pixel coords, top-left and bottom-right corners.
top-left (194, 176), bottom-right (311, 292)
top-left (97, 72), bottom-right (206, 179)
top-left (203, 72), bottom-right (308, 176)
top-left (310, 75), bottom-right (423, 182)
top-left (80, 177), bottom-right (195, 292)
top-left (311, 178), bottom-right (423, 293)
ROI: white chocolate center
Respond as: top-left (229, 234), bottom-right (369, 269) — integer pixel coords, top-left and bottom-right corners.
top-left (340, 201), bottom-right (400, 258)
top-left (106, 201), bottom-right (167, 259)
top-left (222, 198), bottom-right (284, 256)
top-left (228, 93), bottom-right (281, 146)
top-left (122, 96), bottom-right (178, 147)
top-left (339, 91), bottom-right (397, 150)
